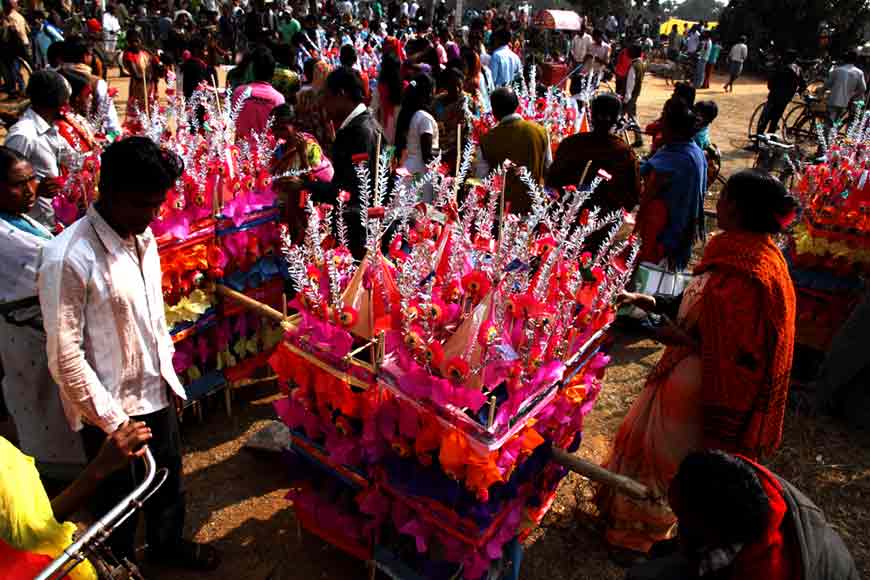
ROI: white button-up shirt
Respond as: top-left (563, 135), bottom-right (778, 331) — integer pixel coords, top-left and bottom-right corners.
top-left (39, 205), bottom-right (185, 434)
top-left (5, 108), bottom-right (78, 229)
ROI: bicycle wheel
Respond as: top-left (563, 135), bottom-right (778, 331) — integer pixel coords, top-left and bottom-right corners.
top-left (781, 103), bottom-right (806, 141)
top-left (748, 101), bottom-right (766, 141)
top-left (789, 112), bottom-right (822, 160)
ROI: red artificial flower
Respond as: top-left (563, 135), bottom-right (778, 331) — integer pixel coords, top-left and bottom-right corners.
top-left (477, 322), bottom-right (498, 345)
top-left (423, 342), bottom-right (444, 368)
top-left (422, 300), bottom-right (444, 323)
top-left (444, 281), bottom-right (463, 303)
top-left (533, 235), bottom-right (558, 256)
top-left (444, 357), bottom-right (470, 384)
top-left (403, 327), bottom-right (424, 352)
top-left (351, 153), bottom-right (370, 164)
top-left (306, 265), bottom-right (321, 285)
top-left (337, 306), bottom-right (358, 328)
top-left (461, 270), bottom-right (491, 298)
top-left (338, 189), bottom-right (351, 203)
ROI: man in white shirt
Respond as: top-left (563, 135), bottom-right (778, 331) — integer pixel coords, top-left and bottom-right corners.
top-left (685, 26), bottom-right (700, 55)
top-left (101, 3), bottom-right (121, 53)
top-left (826, 52), bottom-right (867, 127)
top-left (400, 0), bottom-right (408, 18)
top-left (605, 13), bottom-right (618, 37)
top-left (4, 70), bottom-right (77, 230)
top-left (38, 137), bottom-right (220, 571)
top-left (588, 28), bottom-right (611, 73)
top-left (571, 27), bottom-right (593, 65)
top-left (723, 35), bottom-right (748, 92)
top-left (408, 0), bottom-right (418, 19)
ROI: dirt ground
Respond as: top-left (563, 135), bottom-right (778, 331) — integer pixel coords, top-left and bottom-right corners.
top-left (20, 69), bottom-right (870, 578)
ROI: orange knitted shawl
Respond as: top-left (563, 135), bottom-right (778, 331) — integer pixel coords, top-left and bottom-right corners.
top-left (694, 231), bottom-right (796, 458)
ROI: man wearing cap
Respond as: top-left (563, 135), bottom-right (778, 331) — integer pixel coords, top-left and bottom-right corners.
top-left (4, 70), bottom-right (77, 230)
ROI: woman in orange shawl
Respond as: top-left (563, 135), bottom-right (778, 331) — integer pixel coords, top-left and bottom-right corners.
top-left (598, 169), bottom-right (798, 557)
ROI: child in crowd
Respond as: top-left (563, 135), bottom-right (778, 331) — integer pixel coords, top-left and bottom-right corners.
top-left (693, 100), bottom-right (719, 150)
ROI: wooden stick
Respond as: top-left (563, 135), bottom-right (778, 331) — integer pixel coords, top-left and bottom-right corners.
top-left (216, 284), bottom-right (292, 327)
top-left (344, 338), bottom-right (378, 361)
top-left (212, 77), bottom-right (223, 119)
top-left (551, 448), bottom-right (651, 500)
top-left (578, 160), bottom-right (593, 186)
top-left (486, 395), bottom-right (496, 430)
top-left (282, 293), bottom-right (288, 317)
top-left (496, 170), bottom-right (507, 248)
top-left (142, 59), bottom-right (149, 120)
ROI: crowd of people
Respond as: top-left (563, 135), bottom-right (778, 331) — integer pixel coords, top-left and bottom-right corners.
top-left (0, 1), bottom-right (864, 579)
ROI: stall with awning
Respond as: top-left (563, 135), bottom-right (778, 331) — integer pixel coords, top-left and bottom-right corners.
top-left (533, 9), bottom-right (583, 31)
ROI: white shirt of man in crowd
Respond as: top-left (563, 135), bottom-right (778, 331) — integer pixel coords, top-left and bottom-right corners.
top-left (589, 36), bottom-right (611, 73)
top-left (400, 0), bottom-right (408, 17)
top-left (338, 0), bottom-right (353, 17)
top-left (408, 0), bottom-right (418, 18)
top-left (38, 205), bottom-right (186, 434)
top-left (605, 14), bottom-right (618, 34)
top-left (102, 9), bottom-right (120, 52)
top-left (729, 41), bottom-right (748, 63)
top-left (5, 108), bottom-right (77, 228)
top-left (826, 60), bottom-right (867, 110)
top-left (571, 29), bottom-right (593, 63)
top-left (685, 28), bottom-right (700, 54)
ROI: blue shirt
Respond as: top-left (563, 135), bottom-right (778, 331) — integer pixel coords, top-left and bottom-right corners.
top-left (641, 141), bottom-right (708, 269)
top-left (694, 126), bottom-right (711, 150)
top-left (490, 45), bottom-right (522, 87)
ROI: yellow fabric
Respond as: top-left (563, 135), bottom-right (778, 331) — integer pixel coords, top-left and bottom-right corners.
top-left (659, 18), bottom-right (718, 35)
top-left (0, 437), bottom-right (97, 580)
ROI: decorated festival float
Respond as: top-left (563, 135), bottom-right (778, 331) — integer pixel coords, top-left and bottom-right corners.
top-left (250, 85), bottom-right (644, 575)
top-left (788, 113), bottom-right (870, 356)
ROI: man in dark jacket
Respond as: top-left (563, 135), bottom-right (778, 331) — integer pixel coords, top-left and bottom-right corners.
top-left (304, 66), bottom-right (383, 258)
top-left (547, 93), bottom-right (641, 215)
top-left (756, 49), bottom-right (806, 137)
top-left (627, 450), bottom-right (859, 580)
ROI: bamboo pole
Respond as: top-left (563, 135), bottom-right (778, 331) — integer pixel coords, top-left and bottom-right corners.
top-left (215, 284), bottom-right (294, 329)
top-left (578, 160), bottom-right (593, 187)
top-left (142, 60), bottom-right (150, 120)
top-left (551, 448), bottom-right (652, 500)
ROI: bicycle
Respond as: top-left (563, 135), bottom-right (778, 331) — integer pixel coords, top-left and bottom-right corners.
top-left (782, 93), bottom-right (852, 159)
top-left (615, 114), bottom-right (642, 147)
top-left (664, 52), bottom-right (694, 86)
top-left (752, 133), bottom-right (802, 189)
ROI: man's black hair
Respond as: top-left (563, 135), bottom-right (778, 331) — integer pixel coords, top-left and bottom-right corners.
top-left (325, 66), bottom-right (365, 104)
top-left (590, 92), bottom-right (622, 131)
top-left (26, 70), bottom-right (70, 109)
top-left (490, 86), bottom-right (519, 119)
top-left (340, 43), bottom-right (358, 67)
top-left (62, 35), bottom-right (90, 64)
top-left (100, 137), bottom-right (184, 198)
top-left (251, 45), bottom-right (276, 82)
top-left (673, 451), bottom-right (771, 546)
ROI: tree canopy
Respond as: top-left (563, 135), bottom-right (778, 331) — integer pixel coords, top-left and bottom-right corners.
top-left (672, 0), bottom-right (725, 21)
top-left (717, 0), bottom-right (870, 57)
